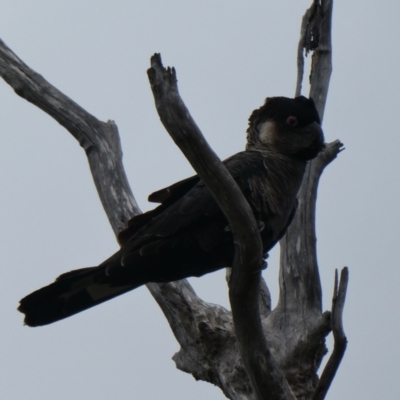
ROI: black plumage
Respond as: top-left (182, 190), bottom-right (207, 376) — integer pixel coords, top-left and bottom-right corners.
top-left (18, 96), bottom-right (324, 326)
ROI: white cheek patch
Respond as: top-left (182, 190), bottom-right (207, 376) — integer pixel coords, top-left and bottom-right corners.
top-left (258, 121), bottom-right (276, 144)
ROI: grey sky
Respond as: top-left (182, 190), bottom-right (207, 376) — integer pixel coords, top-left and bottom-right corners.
top-left (1, 1), bottom-right (399, 399)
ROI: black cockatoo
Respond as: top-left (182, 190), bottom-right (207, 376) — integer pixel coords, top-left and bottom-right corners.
top-left (18, 96), bottom-right (324, 326)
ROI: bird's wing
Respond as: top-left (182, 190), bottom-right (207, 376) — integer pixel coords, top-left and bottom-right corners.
top-left (117, 174), bottom-right (200, 245)
top-left (117, 151), bottom-right (263, 245)
top-left (111, 151), bottom-right (266, 268)
top-left (148, 174), bottom-right (200, 204)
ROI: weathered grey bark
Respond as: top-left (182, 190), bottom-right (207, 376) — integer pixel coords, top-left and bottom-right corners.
top-left (295, 0), bottom-right (333, 120)
top-left (148, 54), bottom-right (295, 400)
top-left (274, 2), bottom-right (348, 398)
top-left (0, 0), bottom-right (348, 399)
top-left (313, 268), bottom-right (348, 400)
top-left (0, 39), bottom-right (140, 236)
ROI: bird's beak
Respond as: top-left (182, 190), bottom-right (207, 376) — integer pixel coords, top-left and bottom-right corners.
top-left (309, 121), bottom-right (324, 140)
top-left (308, 121), bottom-right (325, 150)
top-left (295, 121), bottom-right (325, 160)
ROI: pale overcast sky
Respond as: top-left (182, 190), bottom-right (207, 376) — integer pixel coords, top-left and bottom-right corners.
top-left (1, 1), bottom-right (399, 399)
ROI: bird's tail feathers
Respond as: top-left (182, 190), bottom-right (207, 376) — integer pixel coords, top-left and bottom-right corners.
top-left (18, 265), bottom-right (142, 327)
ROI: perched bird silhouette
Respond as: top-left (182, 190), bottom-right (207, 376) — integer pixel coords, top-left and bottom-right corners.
top-left (18, 96), bottom-right (324, 327)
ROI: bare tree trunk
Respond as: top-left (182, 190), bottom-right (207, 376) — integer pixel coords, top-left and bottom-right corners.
top-left (0, 0), bottom-right (347, 399)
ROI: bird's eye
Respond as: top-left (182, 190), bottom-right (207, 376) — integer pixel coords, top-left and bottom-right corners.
top-left (286, 116), bottom-right (298, 126)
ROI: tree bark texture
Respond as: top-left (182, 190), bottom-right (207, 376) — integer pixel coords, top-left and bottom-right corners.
top-left (148, 54), bottom-right (295, 400)
top-left (0, 1), bottom-right (348, 399)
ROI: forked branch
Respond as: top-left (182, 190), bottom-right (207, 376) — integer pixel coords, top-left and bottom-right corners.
top-left (0, 0), bottom-right (348, 397)
top-left (148, 53), bottom-right (295, 400)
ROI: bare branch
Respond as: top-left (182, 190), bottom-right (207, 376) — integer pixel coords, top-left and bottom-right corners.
top-left (0, 38), bottom-right (139, 235)
top-left (267, 2), bottom-right (345, 398)
top-left (313, 268), bottom-right (349, 400)
top-left (147, 54), bottom-right (295, 400)
top-left (295, 0), bottom-right (333, 122)
top-left (279, 0), bottom-right (336, 325)
top-left (295, 0), bottom-right (319, 97)
top-left (277, 138), bottom-right (342, 325)
top-left (147, 54), bottom-right (261, 255)
top-left (309, 0), bottom-right (334, 121)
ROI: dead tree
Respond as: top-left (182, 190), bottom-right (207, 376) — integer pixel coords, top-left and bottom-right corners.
top-left (0, 1), bottom-right (347, 399)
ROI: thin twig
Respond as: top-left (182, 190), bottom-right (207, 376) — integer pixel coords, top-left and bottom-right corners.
top-left (313, 267), bottom-right (349, 400)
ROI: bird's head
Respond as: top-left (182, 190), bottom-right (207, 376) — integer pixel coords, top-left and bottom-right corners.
top-left (246, 96), bottom-right (325, 160)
